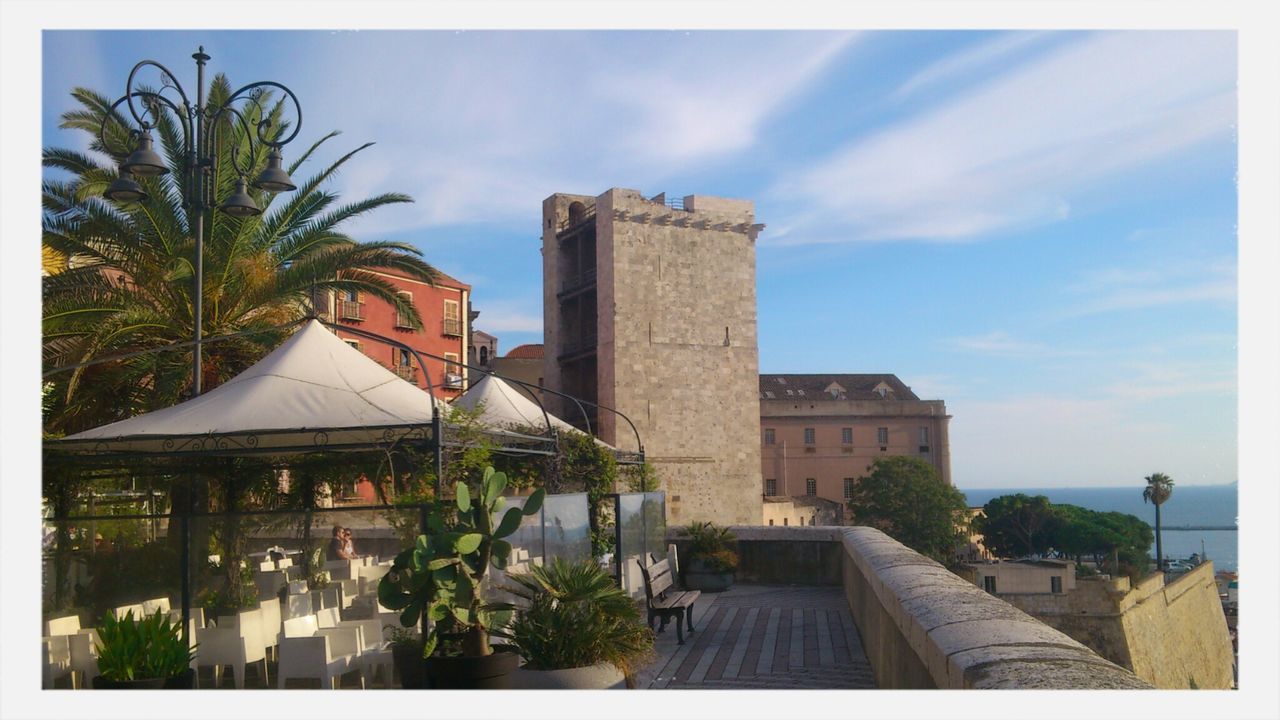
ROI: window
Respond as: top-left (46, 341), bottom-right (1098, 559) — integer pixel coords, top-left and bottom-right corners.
top-left (919, 426), bottom-right (930, 453)
top-left (783, 518), bottom-right (788, 526)
top-left (1051, 576), bottom-right (1062, 594)
top-left (442, 299), bottom-right (462, 336)
top-left (444, 352), bottom-right (462, 388)
top-left (395, 291), bottom-right (413, 328)
top-left (842, 427), bottom-right (853, 444)
top-left (805, 478), bottom-right (817, 496)
top-left (765, 479), bottom-right (777, 496)
top-left (843, 478), bottom-right (855, 500)
top-left (764, 428), bottom-right (776, 445)
top-left (479, 346), bottom-right (489, 365)
top-left (877, 427), bottom-right (889, 447)
top-left (398, 348), bottom-right (411, 367)
top-left (809, 516), bottom-right (816, 526)
top-left (804, 428), bottom-right (815, 445)
top-left (343, 339), bottom-right (361, 351)
top-left (983, 576), bottom-right (997, 594)
top-left (769, 519), bottom-right (774, 526)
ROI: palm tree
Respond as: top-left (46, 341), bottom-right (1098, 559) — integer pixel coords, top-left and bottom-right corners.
top-left (1142, 472), bottom-right (1175, 572)
top-left (42, 75), bottom-right (438, 435)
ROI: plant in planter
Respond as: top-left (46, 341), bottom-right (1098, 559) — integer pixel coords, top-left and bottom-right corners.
top-left (504, 557), bottom-right (654, 689)
top-left (682, 521), bottom-right (739, 592)
top-left (385, 625), bottom-right (427, 689)
top-left (92, 609), bottom-right (197, 689)
top-left (378, 466), bottom-right (544, 688)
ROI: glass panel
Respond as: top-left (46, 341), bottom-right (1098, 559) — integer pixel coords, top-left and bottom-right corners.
top-left (617, 494), bottom-right (646, 598)
top-left (541, 492), bottom-right (590, 565)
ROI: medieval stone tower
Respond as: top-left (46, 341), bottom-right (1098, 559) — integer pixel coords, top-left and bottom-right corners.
top-left (542, 188), bottom-right (764, 525)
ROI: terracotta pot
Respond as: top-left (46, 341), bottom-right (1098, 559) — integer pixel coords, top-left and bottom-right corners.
top-left (508, 662), bottom-right (626, 689)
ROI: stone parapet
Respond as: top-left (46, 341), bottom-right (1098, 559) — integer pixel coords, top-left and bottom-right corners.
top-left (839, 527), bottom-right (1151, 689)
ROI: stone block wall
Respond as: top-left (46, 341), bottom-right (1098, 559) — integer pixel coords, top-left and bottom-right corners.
top-left (840, 527), bottom-right (1150, 689)
top-left (595, 189), bottom-right (763, 526)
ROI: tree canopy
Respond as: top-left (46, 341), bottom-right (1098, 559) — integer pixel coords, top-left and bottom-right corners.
top-left (847, 456), bottom-right (971, 563)
top-left (973, 493), bottom-right (1058, 558)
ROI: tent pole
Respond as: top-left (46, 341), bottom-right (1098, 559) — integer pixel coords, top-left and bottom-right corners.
top-left (432, 407), bottom-right (444, 498)
top-left (181, 475), bottom-right (193, 649)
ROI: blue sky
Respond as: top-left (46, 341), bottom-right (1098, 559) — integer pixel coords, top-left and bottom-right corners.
top-left (41, 30), bottom-right (1238, 490)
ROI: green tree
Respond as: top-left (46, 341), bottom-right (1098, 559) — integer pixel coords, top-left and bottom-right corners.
top-left (974, 493), bottom-right (1058, 558)
top-left (1045, 504), bottom-right (1152, 581)
top-left (42, 76), bottom-right (437, 436)
top-left (847, 456), bottom-right (970, 563)
top-left (1142, 472), bottom-right (1175, 570)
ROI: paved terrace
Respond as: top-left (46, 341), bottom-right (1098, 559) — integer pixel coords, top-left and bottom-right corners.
top-left (638, 585), bottom-right (875, 689)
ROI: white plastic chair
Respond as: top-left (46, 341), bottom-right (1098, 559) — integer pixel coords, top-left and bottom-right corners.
top-left (283, 592), bottom-right (314, 621)
top-left (141, 596), bottom-right (171, 615)
top-left (257, 597), bottom-right (282, 663)
top-left (46, 614), bottom-right (101, 689)
top-left (195, 607), bottom-right (268, 688)
top-left (356, 565), bottom-right (390, 596)
top-left (259, 560), bottom-right (275, 572)
top-left (43, 635), bottom-right (71, 689)
top-left (315, 610), bottom-right (392, 688)
top-left (336, 578), bottom-right (358, 609)
top-left (255, 569), bottom-right (287, 600)
top-left (111, 603), bottom-right (146, 620)
top-left (277, 615), bottom-right (362, 689)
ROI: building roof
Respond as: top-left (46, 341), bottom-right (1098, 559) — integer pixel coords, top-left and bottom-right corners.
top-left (472, 330), bottom-right (497, 344)
top-left (758, 374), bottom-right (919, 401)
top-left (505, 344), bottom-right (544, 359)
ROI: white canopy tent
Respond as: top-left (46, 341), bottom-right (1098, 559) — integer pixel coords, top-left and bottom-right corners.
top-left (53, 319), bottom-right (468, 456)
top-left (451, 374), bottom-right (582, 436)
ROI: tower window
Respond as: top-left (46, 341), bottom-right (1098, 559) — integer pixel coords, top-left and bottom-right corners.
top-left (843, 478), bottom-right (855, 500)
top-left (805, 478), bottom-right (816, 496)
top-left (842, 427), bottom-right (853, 444)
top-left (765, 479), bottom-right (777, 496)
top-left (877, 427), bottom-right (889, 446)
top-left (804, 428), bottom-right (815, 445)
top-left (764, 428), bottom-right (775, 445)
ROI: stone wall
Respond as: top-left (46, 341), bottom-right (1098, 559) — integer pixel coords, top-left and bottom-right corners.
top-left (995, 562), bottom-right (1234, 688)
top-left (595, 189), bottom-right (763, 526)
top-left (840, 527), bottom-right (1150, 689)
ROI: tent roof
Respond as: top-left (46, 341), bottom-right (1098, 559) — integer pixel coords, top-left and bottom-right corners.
top-left (53, 320), bottom-right (451, 455)
top-left (452, 374), bottom-right (582, 436)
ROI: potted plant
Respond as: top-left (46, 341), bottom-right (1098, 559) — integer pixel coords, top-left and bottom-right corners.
top-left (378, 467), bottom-right (544, 688)
top-left (91, 609), bottom-right (197, 689)
top-left (504, 557), bottom-right (654, 689)
top-left (385, 625), bottom-right (427, 689)
top-left (682, 521), bottom-right (738, 592)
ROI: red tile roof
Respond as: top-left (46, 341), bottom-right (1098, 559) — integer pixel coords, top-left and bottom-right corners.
top-left (504, 344), bottom-right (544, 359)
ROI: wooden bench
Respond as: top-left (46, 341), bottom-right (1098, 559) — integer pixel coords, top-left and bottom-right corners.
top-left (637, 558), bottom-right (700, 644)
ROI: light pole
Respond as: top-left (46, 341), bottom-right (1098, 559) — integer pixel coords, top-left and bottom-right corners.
top-left (99, 46), bottom-right (302, 397)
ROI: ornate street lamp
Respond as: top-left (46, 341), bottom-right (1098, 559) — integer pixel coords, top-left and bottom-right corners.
top-left (97, 46), bottom-right (303, 396)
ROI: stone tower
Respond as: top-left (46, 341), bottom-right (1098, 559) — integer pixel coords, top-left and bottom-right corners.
top-left (542, 188), bottom-right (764, 526)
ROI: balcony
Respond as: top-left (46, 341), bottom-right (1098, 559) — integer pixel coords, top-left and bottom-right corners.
top-left (557, 268), bottom-right (597, 300)
top-left (557, 333), bottom-right (597, 362)
top-left (442, 318), bottom-right (463, 337)
top-left (393, 364), bottom-right (417, 383)
top-left (394, 312), bottom-right (414, 330)
top-left (337, 299), bottom-right (364, 321)
top-left (443, 372), bottom-right (463, 389)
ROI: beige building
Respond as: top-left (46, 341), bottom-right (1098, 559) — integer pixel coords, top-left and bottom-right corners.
top-left (542, 188), bottom-right (764, 525)
top-left (762, 496), bottom-right (844, 528)
top-left (760, 374), bottom-right (951, 509)
top-left (962, 558), bottom-right (1076, 595)
top-left (492, 343), bottom-right (545, 406)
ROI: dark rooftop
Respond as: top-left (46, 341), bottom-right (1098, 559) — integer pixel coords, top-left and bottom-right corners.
top-left (758, 374), bottom-right (919, 401)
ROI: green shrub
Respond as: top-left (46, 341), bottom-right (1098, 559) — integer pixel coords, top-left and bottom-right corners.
top-left (94, 609), bottom-right (196, 682)
top-left (685, 521), bottom-right (739, 572)
top-left (505, 558), bottom-right (654, 674)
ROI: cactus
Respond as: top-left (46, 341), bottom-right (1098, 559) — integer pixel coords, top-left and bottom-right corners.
top-left (379, 467), bottom-right (544, 658)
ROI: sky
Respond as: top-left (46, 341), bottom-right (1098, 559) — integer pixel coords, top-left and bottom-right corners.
top-left (40, 29), bottom-right (1239, 490)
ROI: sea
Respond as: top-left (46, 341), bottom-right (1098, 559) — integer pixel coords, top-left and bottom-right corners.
top-left (958, 484), bottom-right (1238, 572)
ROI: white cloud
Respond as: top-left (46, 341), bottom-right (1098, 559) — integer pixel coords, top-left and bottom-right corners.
top-left (290, 31), bottom-right (858, 236)
top-left (946, 331), bottom-right (1087, 358)
top-left (1062, 256), bottom-right (1236, 317)
top-left (769, 31), bottom-right (1236, 245)
top-left (474, 300), bottom-right (542, 334)
top-left (892, 31), bottom-right (1048, 101)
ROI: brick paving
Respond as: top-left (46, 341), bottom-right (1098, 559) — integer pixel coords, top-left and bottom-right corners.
top-left (637, 584), bottom-right (876, 689)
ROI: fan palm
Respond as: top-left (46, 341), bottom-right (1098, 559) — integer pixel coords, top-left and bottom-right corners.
top-left (42, 75), bottom-right (437, 435)
top-left (1142, 472), bottom-right (1175, 572)
top-left (504, 557), bottom-right (654, 675)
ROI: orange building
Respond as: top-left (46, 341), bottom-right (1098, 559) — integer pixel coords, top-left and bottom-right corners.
top-left (324, 268), bottom-right (471, 400)
top-left (759, 374), bottom-right (952, 512)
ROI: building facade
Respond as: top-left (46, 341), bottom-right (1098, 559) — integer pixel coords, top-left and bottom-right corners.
top-left (759, 374), bottom-right (951, 510)
top-left (492, 344), bottom-right (545, 406)
top-left (543, 188), bottom-right (764, 525)
top-left (324, 268), bottom-right (471, 400)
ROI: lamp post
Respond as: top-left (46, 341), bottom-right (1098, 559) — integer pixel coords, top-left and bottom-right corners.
top-left (99, 46), bottom-right (302, 397)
